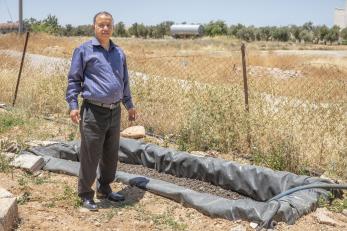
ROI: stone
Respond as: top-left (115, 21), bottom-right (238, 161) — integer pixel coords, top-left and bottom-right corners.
top-left (314, 208), bottom-right (342, 226)
top-left (5, 143), bottom-right (19, 153)
top-left (342, 209), bottom-right (347, 217)
top-left (26, 140), bottom-right (59, 147)
top-left (120, 126), bottom-right (146, 139)
top-left (190, 151), bottom-right (208, 157)
top-left (249, 222), bottom-right (258, 229)
top-left (78, 207), bottom-right (90, 213)
top-left (0, 189), bottom-right (13, 199)
top-left (2, 153), bottom-right (45, 173)
top-left (0, 198), bottom-right (18, 231)
top-left (229, 224), bottom-right (246, 231)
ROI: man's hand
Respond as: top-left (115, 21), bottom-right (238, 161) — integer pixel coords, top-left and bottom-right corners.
top-left (70, 109), bottom-right (80, 124)
top-left (128, 108), bottom-right (136, 121)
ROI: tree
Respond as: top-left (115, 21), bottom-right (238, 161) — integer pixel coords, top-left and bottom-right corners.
top-left (324, 25), bottom-right (340, 44)
top-left (128, 23), bottom-right (139, 37)
top-left (159, 21), bottom-right (174, 36)
top-left (228, 23), bottom-right (245, 37)
top-left (155, 22), bottom-right (167, 38)
top-left (299, 30), bottom-right (313, 43)
top-left (74, 25), bottom-right (94, 36)
top-left (114, 21), bottom-right (127, 37)
top-left (204, 20), bottom-right (228, 37)
top-left (23, 17), bottom-right (39, 31)
top-left (26, 15), bottom-right (61, 34)
top-left (42, 14), bottom-right (60, 34)
top-left (137, 23), bottom-right (148, 38)
top-left (341, 27), bottom-right (347, 40)
top-left (236, 26), bottom-right (256, 42)
top-left (271, 27), bottom-right (290, 42)
top-left (302, 21), bottom-right (314, 31)
top-left (258, 26), bottom-right (272, 41)
top-left (289, 25), bottom-right (301, 41)
top-left (62, 24), bottom-right (74, 36)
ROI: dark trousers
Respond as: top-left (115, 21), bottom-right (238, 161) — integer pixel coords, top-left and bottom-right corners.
top-left (78, 101), bottom-right (121, 199)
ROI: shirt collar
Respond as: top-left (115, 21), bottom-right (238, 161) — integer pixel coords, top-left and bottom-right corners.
top-left (92, 37), bottom-right (117, 50)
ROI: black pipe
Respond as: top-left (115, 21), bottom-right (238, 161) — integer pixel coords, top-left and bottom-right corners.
top-left (268, 183), bottom-right (347, 202)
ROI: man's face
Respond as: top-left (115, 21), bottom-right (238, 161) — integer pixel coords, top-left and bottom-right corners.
top-left (94, 14), bottom-right (113, 43)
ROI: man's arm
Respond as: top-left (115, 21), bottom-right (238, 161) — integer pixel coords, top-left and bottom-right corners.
top-left (66, 47), bottom-right (84, 123)
top-left (121, 53), bottom-right (136, 121)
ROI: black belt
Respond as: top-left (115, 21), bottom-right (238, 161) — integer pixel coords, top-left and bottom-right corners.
top-left (85, 99), bottom-right (120, 110)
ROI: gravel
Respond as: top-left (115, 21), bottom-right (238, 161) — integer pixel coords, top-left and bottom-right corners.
top-left (117, 162), bottom-right (245, 200)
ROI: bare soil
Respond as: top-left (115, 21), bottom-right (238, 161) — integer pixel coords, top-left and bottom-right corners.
top-left (118, 162), bottom-right (245, 200)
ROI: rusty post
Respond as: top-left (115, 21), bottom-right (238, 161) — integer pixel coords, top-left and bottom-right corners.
top-left (241, 43), bottom-right (249, 112)
top-left (12, 31), bottom-right (29, 106)
top-left (241, 43), bottom-right (251, 149)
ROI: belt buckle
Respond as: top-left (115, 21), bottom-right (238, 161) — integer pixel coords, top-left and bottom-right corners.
top-left (109, 103), bottom-right (116, 110)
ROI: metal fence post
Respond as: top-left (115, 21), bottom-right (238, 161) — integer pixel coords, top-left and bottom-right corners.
top-left (241, 43), bottom-right (252, 149)
top-left (241, 43), bottom-right (249, 112)
top-left (12, 31), bottom-right (29, 107)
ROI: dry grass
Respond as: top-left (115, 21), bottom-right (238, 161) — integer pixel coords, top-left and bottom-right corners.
top-left (0, 33), bottom-right (346, 179)
top-left (0, 33), bottom-right (86, 58)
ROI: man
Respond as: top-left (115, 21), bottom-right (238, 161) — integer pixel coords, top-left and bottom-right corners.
top-left (66, 11), bottom-right (136, 211)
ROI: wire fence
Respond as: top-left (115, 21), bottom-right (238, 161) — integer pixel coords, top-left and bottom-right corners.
top-left (0, 38), bottom-right (346, 177)
top-left (125, 46), bottom-right (347, 176)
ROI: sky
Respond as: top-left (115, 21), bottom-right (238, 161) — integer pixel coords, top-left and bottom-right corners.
top-left (0, 0), bottom-right (346, 27)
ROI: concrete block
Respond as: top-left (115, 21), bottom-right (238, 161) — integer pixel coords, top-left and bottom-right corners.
top-left (0, 189), bottom-right (13, 199)
top-left (12, 153), bottom-right (45, 173)
top-left (0, 198), bottom-right (18, 231)
top-left (1, 152), bottom-right (45, 173)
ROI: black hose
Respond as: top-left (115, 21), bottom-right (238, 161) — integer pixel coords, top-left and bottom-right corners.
top-left (258, 183), bottom-right (347, 230)
top-left (268, 183), bottom-right (347, 202)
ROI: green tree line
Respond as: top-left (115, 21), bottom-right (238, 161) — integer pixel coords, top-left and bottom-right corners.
top-left (24, 15), bottom-right (347, 43)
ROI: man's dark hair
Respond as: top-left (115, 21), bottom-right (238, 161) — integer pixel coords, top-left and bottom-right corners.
top-left (93, 11), bottom-right (114, 24)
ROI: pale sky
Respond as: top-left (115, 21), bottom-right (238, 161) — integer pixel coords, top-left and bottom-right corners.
top-left (0, 0), bottom-right (346, 27)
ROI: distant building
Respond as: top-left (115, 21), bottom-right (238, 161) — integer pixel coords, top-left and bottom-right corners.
top-left (170, 24), bottom-right (204, 38)
top-left (334, 0), bottom-right (347, 29)
top-left (0, 22), bottom-right (19, 34)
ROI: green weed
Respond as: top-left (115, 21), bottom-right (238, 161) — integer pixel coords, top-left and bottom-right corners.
top-left (0, 113), bottom-right (24, 133)
top-left (0, 153), bottom-right (13, 173)
top-left (56, 184), bottom-right (82, 208)
top-left (17, 191), bottom-right (31, 205)
top-left (152, 213), bottom-right (188, 231)
top-left (318, 192), bottom-right (347, 213)
top-left (251, 136), bottom-right (306, 174)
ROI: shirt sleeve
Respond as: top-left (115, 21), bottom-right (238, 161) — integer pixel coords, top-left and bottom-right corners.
top-left (65, 47), bottom-right (84, 110)
top-left (121, 53), bottom-right (135, 110)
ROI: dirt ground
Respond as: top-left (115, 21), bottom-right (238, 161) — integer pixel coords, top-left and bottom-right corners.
top-left (117, 162), bottom-right (245, 200)
top-left (1, 166), bottom-right (347, 231)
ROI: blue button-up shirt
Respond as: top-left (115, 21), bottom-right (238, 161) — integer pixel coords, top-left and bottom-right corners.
top-left (66, 37), bottom-right (134, 110)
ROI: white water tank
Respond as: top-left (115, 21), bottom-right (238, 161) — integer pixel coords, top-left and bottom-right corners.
top-left (170, 24), bottom-right (204, 38)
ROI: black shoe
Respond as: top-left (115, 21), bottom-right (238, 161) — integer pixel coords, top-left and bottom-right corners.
top-left (96, 191), bottom-right (125, 202)
top-left (82, 198), bottom-right (98, 211)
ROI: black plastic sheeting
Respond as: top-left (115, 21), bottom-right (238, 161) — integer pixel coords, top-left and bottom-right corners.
top-left (24, 138), bottom-right (333, 228)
